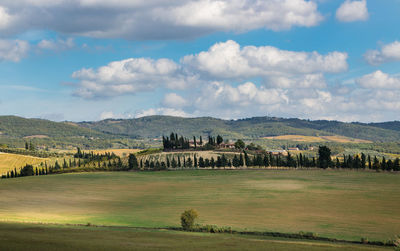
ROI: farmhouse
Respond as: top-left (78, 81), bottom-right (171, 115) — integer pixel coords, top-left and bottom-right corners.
top-left (288, 147), bottom-right (300, 151)
top-left (219, 143), bottom-right (235, 149)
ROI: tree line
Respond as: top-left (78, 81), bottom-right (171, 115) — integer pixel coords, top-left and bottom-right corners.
top-left (2, 146), bottom-right (399, 179)
top-left (138, 146), bottom-right (400, 171)
top-left (162, 132), bottom-right (224, 150)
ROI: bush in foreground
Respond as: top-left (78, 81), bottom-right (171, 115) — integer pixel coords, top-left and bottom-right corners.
top-left (180, 209), bottom-right (198, 230)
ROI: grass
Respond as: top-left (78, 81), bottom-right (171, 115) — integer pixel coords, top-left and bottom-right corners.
top-left (0, 170), bottom-right (399, 242)
top-left (0, 222), bottom-right (390, 251)
top-left (0, 152), bottom-right (48, 175)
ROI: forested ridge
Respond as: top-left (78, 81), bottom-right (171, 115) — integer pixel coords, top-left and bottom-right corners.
top-left (2, 115), bottom-right (400, 143)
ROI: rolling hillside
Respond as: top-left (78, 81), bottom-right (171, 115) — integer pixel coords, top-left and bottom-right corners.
top-left (0, 116), bottom-right (107, 138)
top-left (80, 116), bottom-right (400, 142)
top-left (2, 115), bottom-right (400, 144)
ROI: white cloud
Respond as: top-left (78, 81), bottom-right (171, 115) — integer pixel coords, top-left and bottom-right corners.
top-left (162, 93), bottom-right (187, 108)
top-left (356, 70), bottom-right (400, 89)
top-left (182, 40), bottom-right (347, 88)
top-left (72, 57), bottom-right (196, 98)
top-left (336, 0), bottom-right (368, 22)
top-left (135, 107), bottom-right (190, 118)
top-left (71, 40), bottom-right (347, 98)
top-left (189, 81), bottom-right (289, 118)
top-left (0, 39), bottom-right (29, 62)
top-left (99, 111), bottom-right (116, 120)
top-left (364, 41), bottom-right (400, 65)
top-left (0, 6), bottom-right (12, 30)
top-left (37, 37), bottom-right (74, 51)
top-left (0, 0), bottom-right (323, 40)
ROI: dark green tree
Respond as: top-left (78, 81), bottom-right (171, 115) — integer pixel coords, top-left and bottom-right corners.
top-left (216, 135), bottom-right (223, 145)
top-left (318, 146), bottom-right (331, 169)
top-left (128, 154), bottom-right (139, 170)
top-left (20, 164), bottom-right (34, 177)
top-left (234, 139), bottom-right (245, 149)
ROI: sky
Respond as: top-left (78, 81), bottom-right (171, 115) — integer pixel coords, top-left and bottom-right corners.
top-left (0, 0), bottom-right (400, 123)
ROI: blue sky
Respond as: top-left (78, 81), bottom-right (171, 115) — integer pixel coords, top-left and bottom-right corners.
top-left (0, 0), bottom-right (400, 122)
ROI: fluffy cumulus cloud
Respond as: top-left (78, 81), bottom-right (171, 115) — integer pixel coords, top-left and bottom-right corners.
top-left (162, 93), bottom-right (188, 108)
top-left (336, 0), bottom-right (368, 22)
top-left (190, 81), bottom-right (289, 118)
top-left (356, 70), bottom-right (400, 89)
top-left (72, 57), bottom-right (197, 98)
top-left (364, 41), bottom-right (400, 65)
top-left (68, 40), bottom-right (400, 122)
top-left (0, 39), bottom-right (29, 62)
top-left (0, 0), bottom-right (323, 40)
top-left (71, 40), bottom-right (348, 99)
top-left (182, 40), bottom-right (347, 87)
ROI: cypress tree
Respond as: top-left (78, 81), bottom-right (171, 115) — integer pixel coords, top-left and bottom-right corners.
top-left (199, 157), bottom-right (205, 168)
top-left (186, 157), bottom-right (193, 167)
top-left (361, 153), bottom-right (366, 169)
top-left (128, 154), bottom-right (139, 170)
top-left (368, 155), bottom-right (372, 169)
top-left (232, 155), bottom-right (239, 167)
top-left (239, 154), bottom-right (244, 167)
top-left (394, 158), bottom-right (400, 171)
top-left (381, 157), bottom-right (387, 171)
top-left (373, 156), bottom-right (380, 170)
top-left (263, 155), bottom-right (269, 167)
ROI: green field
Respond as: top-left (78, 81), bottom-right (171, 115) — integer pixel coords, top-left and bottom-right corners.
top-left (0, 222), bottom-right (390, 251)
top-left (0, 170), bottom-right (399, 243)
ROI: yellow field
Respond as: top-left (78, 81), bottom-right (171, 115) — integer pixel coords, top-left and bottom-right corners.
top-left (264, 135), bottom-right (372, 143)
top-left (90, 149), bottom-right (141, 157)
top-left (0, 153), bottom-right (48, 175)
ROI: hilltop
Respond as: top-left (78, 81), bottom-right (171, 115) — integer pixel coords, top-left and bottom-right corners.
top-left (2, 115), bottom-right (400, 149)
top-left (79, 115), bottom-right (400, 142)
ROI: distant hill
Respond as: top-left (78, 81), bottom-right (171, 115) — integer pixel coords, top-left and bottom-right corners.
top-left (79, 115), bottom-right (400, 142)
top-left (0, 116), bottom-right (107, 138)
top-left (2, 115), bottom-right (400, 144)
top-left (368, 121), bottom-right (400, 132)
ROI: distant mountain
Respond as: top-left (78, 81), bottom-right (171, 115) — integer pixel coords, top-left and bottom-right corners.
top-left (2, 115), bottom-right (400, 144)
top-left (368, 121), bottom-right (400, 132)
top-left (79, 115), bottom-right (400, 142)
top-left (0, 116), bottom-right (107, 138)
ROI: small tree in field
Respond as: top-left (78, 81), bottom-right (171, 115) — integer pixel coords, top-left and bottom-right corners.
top-left (180, 209), bottom-right (198, 230)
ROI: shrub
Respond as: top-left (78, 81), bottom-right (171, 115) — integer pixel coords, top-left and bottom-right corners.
top-left (180, 209), bottom-right (198, 230)
top-left (394, 236), bottom-right (400, 247)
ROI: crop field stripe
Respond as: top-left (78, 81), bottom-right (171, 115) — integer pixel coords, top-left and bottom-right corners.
top-left (0, 222), bottom-right (391, 251)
